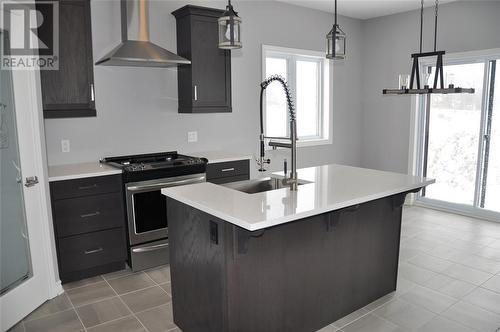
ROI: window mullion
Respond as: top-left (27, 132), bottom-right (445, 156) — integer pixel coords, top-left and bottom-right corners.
top-left (478, 59), bottom-right (496, 208)
top-left (317, 60), bottom-right (323, 139)
top-left (473, 59), bottom-right (492, 207)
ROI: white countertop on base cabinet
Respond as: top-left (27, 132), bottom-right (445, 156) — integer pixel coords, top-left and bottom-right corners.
top-left (48, 162), bottom-right (122, 182)
top-left (190, 151), bottom-right (253, 164)
top-left (162, 164), bottom-right (434, 231)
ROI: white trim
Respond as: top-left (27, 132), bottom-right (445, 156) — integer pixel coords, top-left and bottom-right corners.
top-left (406, 94), bottom-right (420, 204)
top-left (0, 7), bottom-right (61, 329)
top-left (262, 44), bottom-right (326, 59)
top-left (415, 198), bottom-right (500, 223)
top-left (261, 44), bottom-right (332, 148)
top-left (31, 58), bottom-right (62, 298)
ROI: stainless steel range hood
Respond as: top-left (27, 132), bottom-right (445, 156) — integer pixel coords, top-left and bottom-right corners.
top-left (95, 0), bottom-right (190, 67)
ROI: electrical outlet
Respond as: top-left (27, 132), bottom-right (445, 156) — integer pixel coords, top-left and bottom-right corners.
top-left (61, 139), bottom-right (70, 153)
top-left (187, 131), bottom-right (198, 143)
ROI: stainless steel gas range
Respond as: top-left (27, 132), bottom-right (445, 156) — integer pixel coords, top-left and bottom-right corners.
top-left (102, 151), bottom-right (207, 271)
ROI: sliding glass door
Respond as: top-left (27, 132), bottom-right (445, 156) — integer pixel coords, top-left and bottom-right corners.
top-left (417, 53), bottom-right (500, 219)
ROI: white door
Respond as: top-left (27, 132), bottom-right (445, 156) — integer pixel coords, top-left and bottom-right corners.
top-left (0, 13), bottom-right (59, 331)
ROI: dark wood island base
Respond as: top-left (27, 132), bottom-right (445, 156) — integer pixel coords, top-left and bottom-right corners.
top-left (166, 191), bottom-right (412, 332)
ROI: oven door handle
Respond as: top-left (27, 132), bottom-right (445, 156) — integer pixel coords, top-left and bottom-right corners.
top-left (127, 176), bottom-right (206, 192)
top-left (132, 243), bottom-right (169, 253)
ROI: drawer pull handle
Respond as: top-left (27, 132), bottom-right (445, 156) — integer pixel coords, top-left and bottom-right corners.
top-left (84, 247), bottom-right (103, 255)
top-left (80, 211), bottom-right (100, 219)
top-left (132, 243), bottom-right (169, 253)
top-left (78, 184), bottom-right (98, 190)
top-left (221, 168), bottom-right (235, 172)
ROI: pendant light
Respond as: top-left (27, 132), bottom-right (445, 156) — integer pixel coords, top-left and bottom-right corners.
top-left (326, 0), bottom-right (346, 60)
top-left (218, 0), bottom-right (242, 50)
top-left (383, 0), bottom-right (474, 95)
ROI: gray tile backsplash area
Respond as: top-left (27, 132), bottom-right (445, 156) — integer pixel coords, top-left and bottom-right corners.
top-left (43, 0), bottom-right (365, 175)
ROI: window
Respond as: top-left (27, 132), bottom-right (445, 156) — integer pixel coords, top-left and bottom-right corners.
top-left (415, 49), bottom-right (500, 219)
top-left (262, 45), bottom-right (331, 146)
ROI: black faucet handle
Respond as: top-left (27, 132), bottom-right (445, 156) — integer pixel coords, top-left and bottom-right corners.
top-left (284, 158), bottom-right (288, 177)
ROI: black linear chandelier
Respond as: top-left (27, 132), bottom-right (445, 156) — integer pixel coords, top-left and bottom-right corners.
top-left (326, 0), bottom-right (346, 60)
top-left (383, 0), bottom-right (475, 95)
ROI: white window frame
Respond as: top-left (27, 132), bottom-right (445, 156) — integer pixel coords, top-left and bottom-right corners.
top-left (262, 45), bottom-right (332, 148)
top-left (408, 48), bottom-right (500, 222)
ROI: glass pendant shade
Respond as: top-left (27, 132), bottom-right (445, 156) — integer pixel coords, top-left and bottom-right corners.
top-left (326, 25), bottom-right (346, 60)
top-left (218, 3), bottom-right (242, 50)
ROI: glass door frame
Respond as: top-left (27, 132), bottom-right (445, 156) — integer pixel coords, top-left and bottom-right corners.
top-left (0, 7), bottom-right (61, 330)
top-left (413, 48), bottom-right (500, 222)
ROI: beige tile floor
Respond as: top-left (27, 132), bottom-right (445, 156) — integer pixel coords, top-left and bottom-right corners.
top-left (8, 206), bottom-right (500, 332)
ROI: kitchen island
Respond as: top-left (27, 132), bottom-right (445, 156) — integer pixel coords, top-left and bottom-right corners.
top-left (162, 164), bottom-right (434, 332)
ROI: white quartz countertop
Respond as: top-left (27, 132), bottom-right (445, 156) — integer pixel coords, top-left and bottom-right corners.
top-left (48, 162), bottom-right (122, 182)
top-left (162, 164), bottom-right (435, 231)
top-left (190, 150), bottom-right (253, 164)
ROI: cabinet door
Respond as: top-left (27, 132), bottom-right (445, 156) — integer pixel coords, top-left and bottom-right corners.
top-left (331, 198), bottom-right (402, 316)
top-left (190, 15), bottom-right (231, 113)
top-left (39, 0), bottom-right (96, 118)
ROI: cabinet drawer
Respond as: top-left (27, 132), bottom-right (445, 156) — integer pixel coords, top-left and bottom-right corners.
top-left (58, 228), bottom-right (126, 274)
top-left (53, 192), bottom-right (125, 238)
top-left (51, 174), bottom-right (122, 200)
top-left (206, 160), bottom-right (249, 180)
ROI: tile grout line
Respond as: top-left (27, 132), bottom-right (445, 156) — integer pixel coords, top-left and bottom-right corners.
top-left (65, 291), bottom-right (88, 332)
top-left (142, 269), bottom-right (172, 296)
top-left (369, 288), bottom-right (477, 332)
top-left (403, 251), bottom-right (497, 286)
top-left (62, 276), bottom-right (106, 292)
top-left (82, 314), bottom-right (137, 331)
top-left (23, 308), bottom-right (76, 325)
top-left (70, 299), bottom-right (172, 331)
top-left (102, 275), bottom-right (151, 332)
top-left (400, 245), bottom-right (500, 329)
top-left (142, 270), bottom-right (161, 286)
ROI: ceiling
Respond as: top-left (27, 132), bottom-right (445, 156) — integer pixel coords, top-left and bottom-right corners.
top-left (274, 0), bottom-right (458, 20)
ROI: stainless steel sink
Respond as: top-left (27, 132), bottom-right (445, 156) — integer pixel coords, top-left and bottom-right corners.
top-left (221, 177), bottom-right (309, 194)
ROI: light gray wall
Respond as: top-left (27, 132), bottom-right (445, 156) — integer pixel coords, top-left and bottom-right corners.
top-left (44, 0), bottom-right (364, 176)
top-left (360, 1), bottom-right (500, 173)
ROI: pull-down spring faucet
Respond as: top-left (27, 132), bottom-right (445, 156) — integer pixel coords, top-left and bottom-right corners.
top-left (258, 75), bottom-right (298, 191)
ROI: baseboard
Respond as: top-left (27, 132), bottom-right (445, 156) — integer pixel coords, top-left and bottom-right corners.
top-left (51, 279), bottom-right (64, 298)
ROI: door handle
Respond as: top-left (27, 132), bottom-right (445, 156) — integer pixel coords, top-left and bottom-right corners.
top-left (90, 83), bottom-right (95, 102)
top-left (78, 184), bottom-right (98, 190)
top-left (24, 176), bottom-right (39, 187)
top-left (84, 247), bottom-right (103, 255)
top-left (80, 211), bottom-right (100, 219)
top-left (132, 243), bottom-right (169, 253)
top-left (194, 85), bottom-right (198, 101)
top-left (127, 175), bottom-right (206, 191)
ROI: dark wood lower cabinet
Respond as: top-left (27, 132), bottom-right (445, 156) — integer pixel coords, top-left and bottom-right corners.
top-left (50, 175), bottom-right (127, 283)
top-left (206, 160), bottom-right (250, 184)
top-left (166, 193), bottom-right (408, 332)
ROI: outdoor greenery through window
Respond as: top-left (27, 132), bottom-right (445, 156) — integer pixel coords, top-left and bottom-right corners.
top-left (262, 45), bottom-right (330, 145)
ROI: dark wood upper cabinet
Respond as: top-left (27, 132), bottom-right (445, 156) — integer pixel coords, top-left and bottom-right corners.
top-left (172, 6), bottom-right (232, 113)
top-left (38, 0), bottom-right (96, 119)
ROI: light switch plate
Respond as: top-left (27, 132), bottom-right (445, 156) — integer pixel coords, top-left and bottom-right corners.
top-left (187, 131), bottom-right (198, 143)
top-left (61, 139), bottom-right (70, 153)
